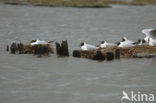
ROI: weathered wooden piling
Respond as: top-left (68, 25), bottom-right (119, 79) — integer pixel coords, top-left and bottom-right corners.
top-left (10, 47), bottom-right (16, 54)
top-left (56, 42), bottom-right (62, 55)
top-left (92, 51), bottom-right (105, 61)
top-left (62, 40), bottom-right (69, 56)
top-left (56, 40), bottom-right (69, 56)
top-left (106, 52), bottom-right (114, 61)
top-left (6, 45), bottom-right (9, 52)
top-left (10, 43), bottom-right (17, 54)
top-left (17, 43), bottom-right (24, 54)
top-left (115, 48), bottom-right (120, 59)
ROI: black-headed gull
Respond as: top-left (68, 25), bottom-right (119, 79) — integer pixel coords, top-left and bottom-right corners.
top-left (117, 37), bottom-right (135, 48)
top-left (99, 41), bottom-right (115, 48)
top-left (80, 42), bottom-right (99, 51)
top-left (142, 29), bottom-right (156, 46)
top-left (122, 37), bottom-right (134, 44)
top-left (30, 40), bottom-right (53, 46)
top-left (149, 38), bottom-right (156, 46)
top-left (134, 39), bottom-right (146, 45)
top-left (142, 29), bottom-right (153, 42)
top-left (117, 42), bottom-right (135, 48)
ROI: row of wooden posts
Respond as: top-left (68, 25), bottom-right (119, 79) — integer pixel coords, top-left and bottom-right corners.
top-left (6, 40), bottom-right (120, 61)
top-left (6, 43), bottom-right (24, 54)
top-left (7, 40), bottom-right (70, 56)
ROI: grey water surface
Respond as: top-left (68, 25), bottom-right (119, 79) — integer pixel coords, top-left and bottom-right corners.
top-left (0, 4), bottom-right (156, 103)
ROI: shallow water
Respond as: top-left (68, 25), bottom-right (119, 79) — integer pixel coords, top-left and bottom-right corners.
top-left (0, 4), bottom-right (156, 103)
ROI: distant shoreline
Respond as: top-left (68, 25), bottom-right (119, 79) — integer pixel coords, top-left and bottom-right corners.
top-left (0, 0), bottom-right (155, 8)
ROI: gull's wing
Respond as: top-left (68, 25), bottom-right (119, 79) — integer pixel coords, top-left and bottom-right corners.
top-left (86, 44), bottom-right (98, 50)
top-left (149, 29), bottom-right (156, 40)
top-left (106, 42), bottom-right (115, 46)
top-left (142, 29), bottom-right (152, 36)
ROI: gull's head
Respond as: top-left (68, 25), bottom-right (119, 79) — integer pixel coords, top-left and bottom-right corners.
top-left (100, 41), bottom-right (106, 44)
top-left (122, 37), bottom-right (127, 42)
top-left (117, 42), bottom-right (121, 46)
top-left (142, 39), bottom-right (146, 43)
top-left (80, 42), bottom-right (85, 46)
top-left (137, 39), bottom-right (141, 43)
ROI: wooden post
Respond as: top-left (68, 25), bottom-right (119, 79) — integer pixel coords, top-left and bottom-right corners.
top-left (10, 47), bottom-right (16, 54)
top-left (17, 43), bottom-right (24, 54)
top-left (73, 50), bottom-right (81, 57)
top-left (6, 45), bottom-right (9, 52)
top-left (115, 48), bottom-right (120, 59)
top-left (10, 43), bottom-right (17, 54)
top-left (61, 40), bottom-right (69, 56)
top-left (56, 40), bottom-right (69, 56)
top-left (93, 51), bottom-right (105, 61)
top-left (106, 52), bottom-right (114, 61)
top-left (33, 45), bottom-right (39, 54)
top-left (56, 42), bottom-right (62, 55)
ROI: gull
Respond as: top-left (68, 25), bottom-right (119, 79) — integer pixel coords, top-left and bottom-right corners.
top-left (99, 41), bottom-right (115, 48)
top-left (30, 40), bottom-right (54, 46)
top-left (149, 38), bottom-right (156, 46)
top-left (142, 29), bottom-right (156, 46)
top-left (142, 29), bottom-right (154, 42)
top-left (118, 37), bottom-right (135, 48)
top-left (122, 37), bottom-right (134, 44)
top-left (117, 41), bottom-right (135, 48)
top-left (80, 42), bottom-right (99, 51)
